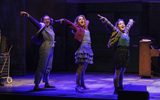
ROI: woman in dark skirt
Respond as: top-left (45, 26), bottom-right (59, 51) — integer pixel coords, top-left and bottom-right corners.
top-left (60, 15), bottom-right (93, 92)
top-left (98, 14), bottom-right (134, 94)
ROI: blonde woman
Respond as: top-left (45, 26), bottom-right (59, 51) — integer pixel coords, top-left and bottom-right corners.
top-left (61, 15), bottom-right (93, 92)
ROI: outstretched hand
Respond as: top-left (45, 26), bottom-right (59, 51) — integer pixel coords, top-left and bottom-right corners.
top-left (86, 20), bottom-right (89, 26)
top-left (20, 11), bottom-right (29, 17)
top-left (97, 14), bottom-right (103, 18)
top-left (129, 19), bottom-right (134, 23)
top-left (59, 18), bottom-right (65, 24)
top-left (97, 14), bottom-right (107, 23)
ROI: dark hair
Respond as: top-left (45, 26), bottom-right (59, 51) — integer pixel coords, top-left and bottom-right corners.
top-left (40, 15), bottom-right (53, 25)
top-left (115, 19), bottom-right (125, 28)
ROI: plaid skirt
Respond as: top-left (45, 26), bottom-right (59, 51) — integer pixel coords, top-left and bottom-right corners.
top-left (114, 46), bottom-right (129, 69)
top-left (75, 43), bottom-right (93, 64)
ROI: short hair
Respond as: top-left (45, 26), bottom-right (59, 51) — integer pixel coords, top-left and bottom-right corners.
top-left (40, 15), bottom-right (53, 25)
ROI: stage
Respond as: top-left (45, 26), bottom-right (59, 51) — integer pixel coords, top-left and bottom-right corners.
top-left (0, 73), bottom-right (160, 100)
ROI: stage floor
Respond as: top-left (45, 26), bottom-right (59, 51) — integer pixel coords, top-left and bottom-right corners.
top-left (0, 72), bottom-right (160, 100)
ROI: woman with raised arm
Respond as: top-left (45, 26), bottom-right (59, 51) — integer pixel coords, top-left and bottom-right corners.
top-left (20, 11), bottom-right (59, 91)
top-left (60, 15), bottom-right (93, 92)
top-left (98, 14), bottom-right (134, 94)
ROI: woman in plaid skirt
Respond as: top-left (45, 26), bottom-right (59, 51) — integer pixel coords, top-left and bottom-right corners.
top-left (98, 14), bottom-right (134, 94)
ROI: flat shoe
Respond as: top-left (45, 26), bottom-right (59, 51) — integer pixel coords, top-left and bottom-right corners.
top-left (45, 85), bottom-right (56, 88)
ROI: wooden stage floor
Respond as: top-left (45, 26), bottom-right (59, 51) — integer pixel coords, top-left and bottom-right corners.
top-left (0, 73), bottom-right (159, 100)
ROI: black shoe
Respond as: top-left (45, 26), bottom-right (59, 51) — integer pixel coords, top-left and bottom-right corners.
top-left (0, 83), bottom-right (4, 86)
top-left (114, 86), bottom-right (123, 94)
top-left (33, 85), bottom-right (43, 91)
top-left (119, 85), bottom-right (124, 90)
top-left (114, 87), bottom-right (118, 94)
top-left (44, 83), bottom-right (55, 88)
top-left (81, 85), bottom-right (89, 90)
top-left (75, 86), bottom-right (84, 93)
top-left (114, 90), bottom-right (118, 94)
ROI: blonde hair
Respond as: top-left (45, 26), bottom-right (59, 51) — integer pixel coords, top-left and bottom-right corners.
top-left (74, 15), bottom-right (87, 29)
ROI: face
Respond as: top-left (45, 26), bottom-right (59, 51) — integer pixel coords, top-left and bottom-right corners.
top-left (77, 16), bottom-right (85, 27)
top-left (117, 20), bottom-right (125, 32)
top-left (43, 15), bottom-right (51, 26)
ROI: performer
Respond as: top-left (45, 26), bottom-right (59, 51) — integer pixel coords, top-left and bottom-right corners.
top-left (60, 15), bottom-right (93, 92)
top-left (20, 11), bottom-right (58, 91)
top-left (98, 14), bottom-right (134, 94)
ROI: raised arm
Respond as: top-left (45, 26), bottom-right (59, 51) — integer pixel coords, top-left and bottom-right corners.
top-left (60, 18), bottom-right (78, 31)
top-left (97, 14), bottom-right (116, 31)
top-left (20, 11), bottom-right (42, 29)
top-left (125, 19), bottom-right (134, 34)
top-left (85, 20), bottom-right (89, 30)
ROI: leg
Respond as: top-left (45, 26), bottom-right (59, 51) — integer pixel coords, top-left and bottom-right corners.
top-left (114, 68), bottom-right (120, 88)
top-left (81, 62), bottom-right (88, 89)
top-left (43, 48), bottom-right (55, 88)
top-left (34, 52), bottom-right (48, 86)
top-left (119, 48), bottom-right (128, 89)
top-left (75, 63), bottom-right (85, 92)
top-left (43, 48), bottom-right (53, 84)
top-left (113, 67), bottom-right (121, 94)
top-left (76, 63), bottom-right (83, 87)
top-left (34, 45), bottom-right (50, 90)
top-left (119, 67), bottom-right (126, 89)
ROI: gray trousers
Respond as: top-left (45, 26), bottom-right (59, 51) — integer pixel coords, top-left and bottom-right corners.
top-left (34, 41), bottom-right (54, 85)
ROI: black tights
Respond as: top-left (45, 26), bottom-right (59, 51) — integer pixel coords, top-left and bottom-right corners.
top-left (114, 67), bottom-right (126, 89)
top-left (76, 62), bottom-right (88, 87)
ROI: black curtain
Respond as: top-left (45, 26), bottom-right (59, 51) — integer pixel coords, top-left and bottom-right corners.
top-left (1, 0), bottom-right (160, 75)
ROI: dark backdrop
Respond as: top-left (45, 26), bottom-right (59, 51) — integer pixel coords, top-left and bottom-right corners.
top-left (0, 0), bottom-right (160, 75)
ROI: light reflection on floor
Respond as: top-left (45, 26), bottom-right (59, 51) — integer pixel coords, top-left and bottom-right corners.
top-left (0, 73), bottom-right (160, 100)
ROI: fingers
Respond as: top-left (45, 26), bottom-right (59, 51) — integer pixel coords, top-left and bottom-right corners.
top-left (59, 19), bottom-right (63, 24)
top-left (20, 11), bottom-right (26, 15)
top-left (97, 14), bottom-right (102, 18)
top-left (129, 19), bottom-right (134, 23)
top-left (20, 11), bottom-right (29, 17)
top-left (97, 14), bottom-right (106, 21)
top-left (55, 18), bottom-right (65, 23)
top-left (97, 14), bottom-right (105, 19)
top-left (60, 18), bottom-right (65, 21)
top-left (86, 20), bottom-right (89, 25)
top-left (59, 18), bottom-right (65, 23)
